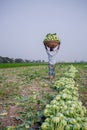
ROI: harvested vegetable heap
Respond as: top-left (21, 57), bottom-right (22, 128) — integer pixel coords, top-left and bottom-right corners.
top-left (43, 33), bottom-right (60, 44)
top-left (41, 65), bottom-right (87, 130)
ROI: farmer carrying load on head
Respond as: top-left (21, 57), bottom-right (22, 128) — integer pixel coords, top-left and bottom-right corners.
top-left (43, 33), bottom-right (61, 80)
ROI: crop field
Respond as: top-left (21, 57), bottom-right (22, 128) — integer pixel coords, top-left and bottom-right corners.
top-left (0, 63), bottom-right (87, 130)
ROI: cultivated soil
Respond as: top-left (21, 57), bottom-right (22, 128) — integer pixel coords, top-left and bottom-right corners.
top-left (0, 64), bottom-right (87, 130)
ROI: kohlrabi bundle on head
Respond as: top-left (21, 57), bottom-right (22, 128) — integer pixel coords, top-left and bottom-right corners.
top-left (43, 33), bottom-right (60, 48)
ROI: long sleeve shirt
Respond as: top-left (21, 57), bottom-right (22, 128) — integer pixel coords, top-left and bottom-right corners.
top-left (46, 46), bottom-right (59, 65)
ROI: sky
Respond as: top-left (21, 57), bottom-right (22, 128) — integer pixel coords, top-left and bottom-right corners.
top-left (0, 0), bottom-right (87, 62)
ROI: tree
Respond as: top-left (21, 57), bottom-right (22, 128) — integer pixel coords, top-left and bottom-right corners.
top-left (15, 58), bottom-right (24, 63)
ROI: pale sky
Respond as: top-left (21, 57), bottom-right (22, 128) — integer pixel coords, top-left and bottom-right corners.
top-left (0, 0), bottom-right (87, 62)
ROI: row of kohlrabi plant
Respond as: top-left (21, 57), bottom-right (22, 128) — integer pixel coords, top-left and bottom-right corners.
top-left (41, 65), bottom-right (87, 130)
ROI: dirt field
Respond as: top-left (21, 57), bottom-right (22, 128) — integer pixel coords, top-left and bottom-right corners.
top-left (0, 63), bottom-right (87, 130)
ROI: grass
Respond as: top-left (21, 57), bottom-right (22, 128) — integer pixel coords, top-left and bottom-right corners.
top-left (0, 63), bottom-right (87, 130)
top-left (0, 63), bottom-right (47, 68)
top-left (0, 62), bottom-right (87, 68)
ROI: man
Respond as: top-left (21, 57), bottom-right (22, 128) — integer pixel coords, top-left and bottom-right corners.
top-left (44, 41), bottom-right (60, 80)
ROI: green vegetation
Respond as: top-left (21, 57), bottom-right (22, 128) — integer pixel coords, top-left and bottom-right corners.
top-left (41, 65), bottom-right (87, 130)
top-left (0, 63), bottom-right (87, 130)
top-left (43, 33), bottom-right (60, 43)
top-left (0, 63), bottom-right (46, 68)
top-left (0, 62), bottom-right (87, 68)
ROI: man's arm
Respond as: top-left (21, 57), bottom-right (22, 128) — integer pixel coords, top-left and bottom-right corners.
top-left (44, 43), bottom-right (47, 50)
top-left (57, 42), bottom-right (61, 50)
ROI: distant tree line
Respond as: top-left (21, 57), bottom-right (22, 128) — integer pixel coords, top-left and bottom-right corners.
top-left (0, 56), bottom-right (87, 64)
top-left (0, 56), bottom-right (45, 63)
